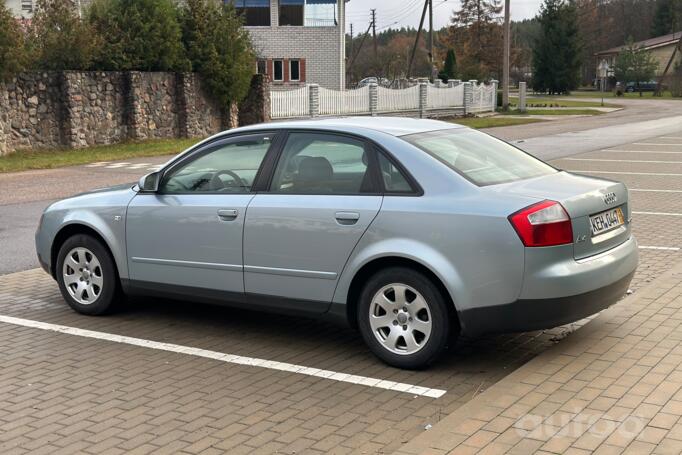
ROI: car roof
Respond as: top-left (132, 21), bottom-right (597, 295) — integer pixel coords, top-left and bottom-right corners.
top-left (232, 116), bottom-right (465, 138)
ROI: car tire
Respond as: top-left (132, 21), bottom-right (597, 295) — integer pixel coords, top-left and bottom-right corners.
top-left (357, 267), bottom-right (453, 369)
top-left (56, 234), bottom-right (120, 315)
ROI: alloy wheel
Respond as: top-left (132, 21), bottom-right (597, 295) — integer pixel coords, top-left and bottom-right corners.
top-left (369, 283), bottom-right (432, 355)
top-left (62, 247), bottom-right (103, 305)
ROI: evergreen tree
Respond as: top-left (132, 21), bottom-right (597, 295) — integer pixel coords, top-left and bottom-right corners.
top-left (180, 0), bottom-right (254, 107)
top-left (0, 0), bottom-right (28, 81)
top-left (532, 0), bottom-right (582, 94)
top-left (651, 0), bottom-right (679, 36)
top-left (88, 0), bottom-right (189, 72)
top-left (29, 0), bottom-right (101, 70)
top-left (439, 48), bottom-right (457, 82)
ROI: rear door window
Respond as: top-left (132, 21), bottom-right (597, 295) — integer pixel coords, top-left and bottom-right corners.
top-left (269, 133), bottom-right (376, 194)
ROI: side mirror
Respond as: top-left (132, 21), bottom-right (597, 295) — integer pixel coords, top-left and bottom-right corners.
top-left (138, 172), bottom-right (161, 193)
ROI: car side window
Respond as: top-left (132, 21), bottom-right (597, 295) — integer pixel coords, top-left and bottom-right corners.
top-left (160, 135), bottom-right (273, 194)
top-left (270, 133), bottom-right (375, 194)
top-left (377, 153), bottom-right (414, 193)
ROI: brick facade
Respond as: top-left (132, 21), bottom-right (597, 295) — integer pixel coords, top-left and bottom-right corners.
top-left (245, 0), bottom-right (346, 90)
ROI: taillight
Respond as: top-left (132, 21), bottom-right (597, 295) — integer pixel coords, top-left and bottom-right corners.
top-left (509, 200), bottom-right (573, 247)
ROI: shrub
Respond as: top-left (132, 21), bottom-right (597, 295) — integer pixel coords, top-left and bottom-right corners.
top-left (181, 0), bottom-right (255, 107)
top-left (0, 1), bottom-right (28, 81)
top-left (88, 0), bottom-right (189, 72)
top-left (28, 0), bottom-right (101, 70)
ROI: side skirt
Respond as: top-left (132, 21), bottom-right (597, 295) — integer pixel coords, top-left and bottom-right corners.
top-left (121, 279), bottom-right (351, 327)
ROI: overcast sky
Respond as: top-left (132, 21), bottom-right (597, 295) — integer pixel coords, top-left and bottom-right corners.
top-left (345, 0), bottom-right (542, 33)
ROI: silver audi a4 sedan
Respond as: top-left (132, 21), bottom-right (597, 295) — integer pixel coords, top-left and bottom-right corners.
top-left (36, 117), bottom-right (638, 369)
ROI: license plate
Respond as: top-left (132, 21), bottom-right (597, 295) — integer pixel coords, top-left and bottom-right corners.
top-left (590, 207), bottom-right (625, 236)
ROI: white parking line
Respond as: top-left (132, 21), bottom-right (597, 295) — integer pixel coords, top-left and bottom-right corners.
top-left (633, 211), bottom-right (682, 217)
top-left (633, 143), bottom-right (682, 146)
top-left (639, 246), bottom-right (681, 251)
top-left (105, 163), bottom-right (133, 169)
top-left (566, 170), bottom-right (682, 176)
top-left (598, 150), bottom-right (682, 154)
top-left (0, 314), bottom-right (446, 399)
top-left (630, 189), bottom-right (682, 193)
top-left (563, 158), bottom-right (682, 164)
top-left (660, 137), bottom-right (682, 140)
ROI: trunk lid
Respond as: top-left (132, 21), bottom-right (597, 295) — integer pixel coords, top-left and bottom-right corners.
top-left (488, 171), bottom-right (631, 259)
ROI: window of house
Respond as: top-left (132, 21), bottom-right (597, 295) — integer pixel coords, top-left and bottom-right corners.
top-left (21, 0), bottom-right (33, 12)
top-left (289, 60), bottom-right (300, 81)
top-left (279, 0), bottom-right (337, 27)
top-left (305, 0), bottom-right (336, 26)
top-left (273, 60), bottom-right (284, 81)
top-left (231, 0), bottom-right (271, 26)
top-left (279, 0), bottom-right (304, 26)
top-left (257, 59), bottom-right (267, 75)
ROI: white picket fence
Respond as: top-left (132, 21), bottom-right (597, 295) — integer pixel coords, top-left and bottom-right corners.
top-left (427, 84), bottom-right (465, 109)
top-left (468, 84), bottom-right (496, 114)
top-left (271, 86), bottom-right (309, 119)
top-left (319, 86), bottom-right (370, 116)
top-left (376, 85), bottom-right (420, 112)
top-left (270, 81), bottom-right (497, 119)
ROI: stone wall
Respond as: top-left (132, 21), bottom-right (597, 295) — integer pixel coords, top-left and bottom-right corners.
top-left (0, 73), bottom-right (64, 152)
top-left (0, 71), bottom-right (250, 156)
top-left (239, 74), bottom-right (271, 126)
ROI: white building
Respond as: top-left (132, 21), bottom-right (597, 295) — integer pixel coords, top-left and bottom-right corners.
top-left (231, 0), bottom-right (348, 90)
top-left (5, 0), bottom-right (89, 18)
top-left (5, 0), bottom-right (36, 17)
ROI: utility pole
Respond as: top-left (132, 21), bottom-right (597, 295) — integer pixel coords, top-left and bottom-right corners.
top-left (347, 23), bottom-right (354, 88)
top-left (407, 0), bottom-right (429, 79)
top-left (428, 0), bottom-right (434, 81)
top-left (371, 9), bottom-right (378, 63)
top-left (502, 0), bottom-right (510, 110)
top-left (349, 23), bottom-right (354, 62)
top-left (348, 20), bottom-right (374, 78)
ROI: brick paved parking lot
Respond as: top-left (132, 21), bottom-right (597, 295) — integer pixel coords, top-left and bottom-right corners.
top-left (1, 134), bottom-right (682, 454)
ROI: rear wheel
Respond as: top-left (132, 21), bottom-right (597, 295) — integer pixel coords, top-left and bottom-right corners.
top-left (357, 267), bottom-right (453, 369)
top-left (56, 234), bottom-right (120, 315)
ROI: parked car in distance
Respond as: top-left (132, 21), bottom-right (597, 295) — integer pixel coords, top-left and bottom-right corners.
top-left (357, 77), bottom-right (378, 88)
top-left (35, 117), bottom-right (638, 369)
top-left (625, 80), bottom-right (664, 92)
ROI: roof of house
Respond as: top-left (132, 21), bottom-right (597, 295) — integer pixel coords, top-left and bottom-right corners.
top-left (596, 32), bottom-right (682, 56)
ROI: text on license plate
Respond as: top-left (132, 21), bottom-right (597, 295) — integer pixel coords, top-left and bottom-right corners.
top-left (590, 207), bottom-right (625, 236)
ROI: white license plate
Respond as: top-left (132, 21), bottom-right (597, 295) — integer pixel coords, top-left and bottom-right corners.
top-left (590, 207), bottom-right (625, 236)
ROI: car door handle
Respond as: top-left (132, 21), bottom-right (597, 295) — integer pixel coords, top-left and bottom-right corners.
top-left (335, 211), bottom-right (360, 225)
top-left (217, 209), bottom-right (239, 220)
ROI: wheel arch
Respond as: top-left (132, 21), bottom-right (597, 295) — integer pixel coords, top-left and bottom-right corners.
top-left (51, 223), bottom-right (121, 281)
top-left (341, 255), bottom-right (462, 332)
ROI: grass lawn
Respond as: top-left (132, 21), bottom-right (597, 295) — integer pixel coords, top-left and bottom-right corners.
top-left (509, 96), bottom-right (617, 108)
top-left (0, 138), bottom-right (199, 173)
top-left (569, 90), bottom-right (681, 100)
top-left (451, 117), bottom-right (546, 129)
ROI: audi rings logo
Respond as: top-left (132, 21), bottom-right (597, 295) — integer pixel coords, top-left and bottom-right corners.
top-left (603, 192), bottom-right (617, 205)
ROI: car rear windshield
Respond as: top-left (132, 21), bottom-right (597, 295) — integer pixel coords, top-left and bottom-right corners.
top-left (403, 128), bottom-right (557, 186)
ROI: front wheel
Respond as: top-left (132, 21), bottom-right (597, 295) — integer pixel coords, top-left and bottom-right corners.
top-left (56, 234), bottom-right (120, 315)
top-left (357, 267), bottom-right (453, 369)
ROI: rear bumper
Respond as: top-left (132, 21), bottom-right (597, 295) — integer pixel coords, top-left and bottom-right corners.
top-left (459, 236), bottom-right (638, 336)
